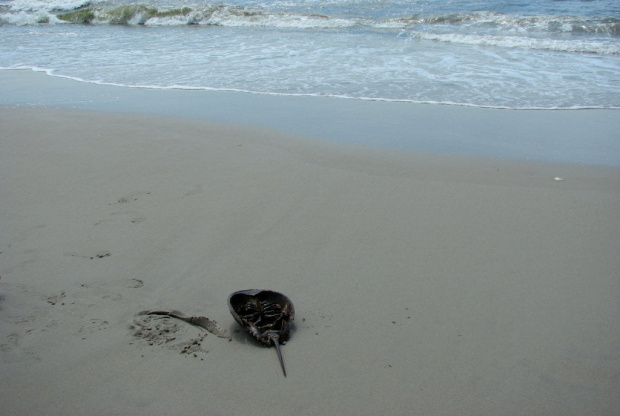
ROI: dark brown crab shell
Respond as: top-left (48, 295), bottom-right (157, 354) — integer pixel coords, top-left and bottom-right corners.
top-left (228, 289), bottom-right (294, 344)
top-left (228, 289), bottom-right (294, 376)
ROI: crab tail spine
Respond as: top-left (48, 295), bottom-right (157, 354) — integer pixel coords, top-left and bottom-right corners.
top-left (271, 335), bottom-right (286, 377)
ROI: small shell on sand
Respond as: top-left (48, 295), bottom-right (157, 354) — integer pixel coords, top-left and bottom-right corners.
top-left (553, 177), bottom-right (564, 181)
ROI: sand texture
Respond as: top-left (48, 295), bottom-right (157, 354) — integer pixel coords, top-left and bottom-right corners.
top-left (1, 107), bottom-right (619, 415)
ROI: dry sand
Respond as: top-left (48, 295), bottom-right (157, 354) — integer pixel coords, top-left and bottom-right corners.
top-left (1, 106), bottom-right (619, 415)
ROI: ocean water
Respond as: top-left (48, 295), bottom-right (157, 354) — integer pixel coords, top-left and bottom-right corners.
top-left (0, 0), bottom-right (619, 109)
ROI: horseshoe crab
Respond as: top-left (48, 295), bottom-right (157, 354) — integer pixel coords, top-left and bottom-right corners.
top-left (228, 289), bottom-right (294, 377)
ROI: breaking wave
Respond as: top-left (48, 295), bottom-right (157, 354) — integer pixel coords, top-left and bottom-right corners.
top-left (1, 0), bottom-right (618, 109)
top-left (0, 0), bottom-right (620, 40)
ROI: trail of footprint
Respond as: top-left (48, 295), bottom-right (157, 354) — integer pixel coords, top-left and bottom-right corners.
top-left (1, 273), bottom-right (146, 358)
top-left (0, 284), bottom-right (61, 361)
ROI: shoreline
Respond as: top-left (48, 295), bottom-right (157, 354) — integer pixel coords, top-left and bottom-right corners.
top-left (1, 105), bottom-right (619, 415)
top-left (1, 68), bottom-right (620, 166)
top-left (7, 66), bottom-right (620, 111)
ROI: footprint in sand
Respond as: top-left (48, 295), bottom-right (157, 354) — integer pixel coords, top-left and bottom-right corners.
top-left (109, 191), bottom-right (151, 206)
top-left (46, 291), bottom-right (66, 306)
top-left (78, 318), bottom-right (109, 336)
top-left (64, 250), bottom-right (111, 260)
top-left (0, 333), bottom-right (19, 353)
top-left (125, 278), bottom-right (144, 288)
top-left (183, 184), bottom-right (203, 198)
top-left (95, 211), bottom-right (146, 226)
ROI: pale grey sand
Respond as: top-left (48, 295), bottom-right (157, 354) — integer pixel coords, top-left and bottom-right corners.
top-left (1, 106), bottom-right (619, 415)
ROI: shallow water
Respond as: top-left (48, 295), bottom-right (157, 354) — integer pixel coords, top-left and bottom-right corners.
top-left (1, 0), bottom-right (619, 109)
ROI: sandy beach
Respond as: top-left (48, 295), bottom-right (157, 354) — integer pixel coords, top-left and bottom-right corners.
top-left (1, 82), bottom-right (620, 414)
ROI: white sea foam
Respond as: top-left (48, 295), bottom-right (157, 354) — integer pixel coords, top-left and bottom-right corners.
top-left (415, 33), bottom-right (620, 55)
top-left (7, 0), bottom-right (97, 12)
top-left (194, 8), bottom-right (355, 28)
top-left (2, 2), bottom-right (618, 39)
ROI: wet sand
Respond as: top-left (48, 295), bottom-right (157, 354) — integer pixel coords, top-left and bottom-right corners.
top-left (1, 98), bottom-right (619, 414)
top-left (1, 69), bottom-right (619, 166)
